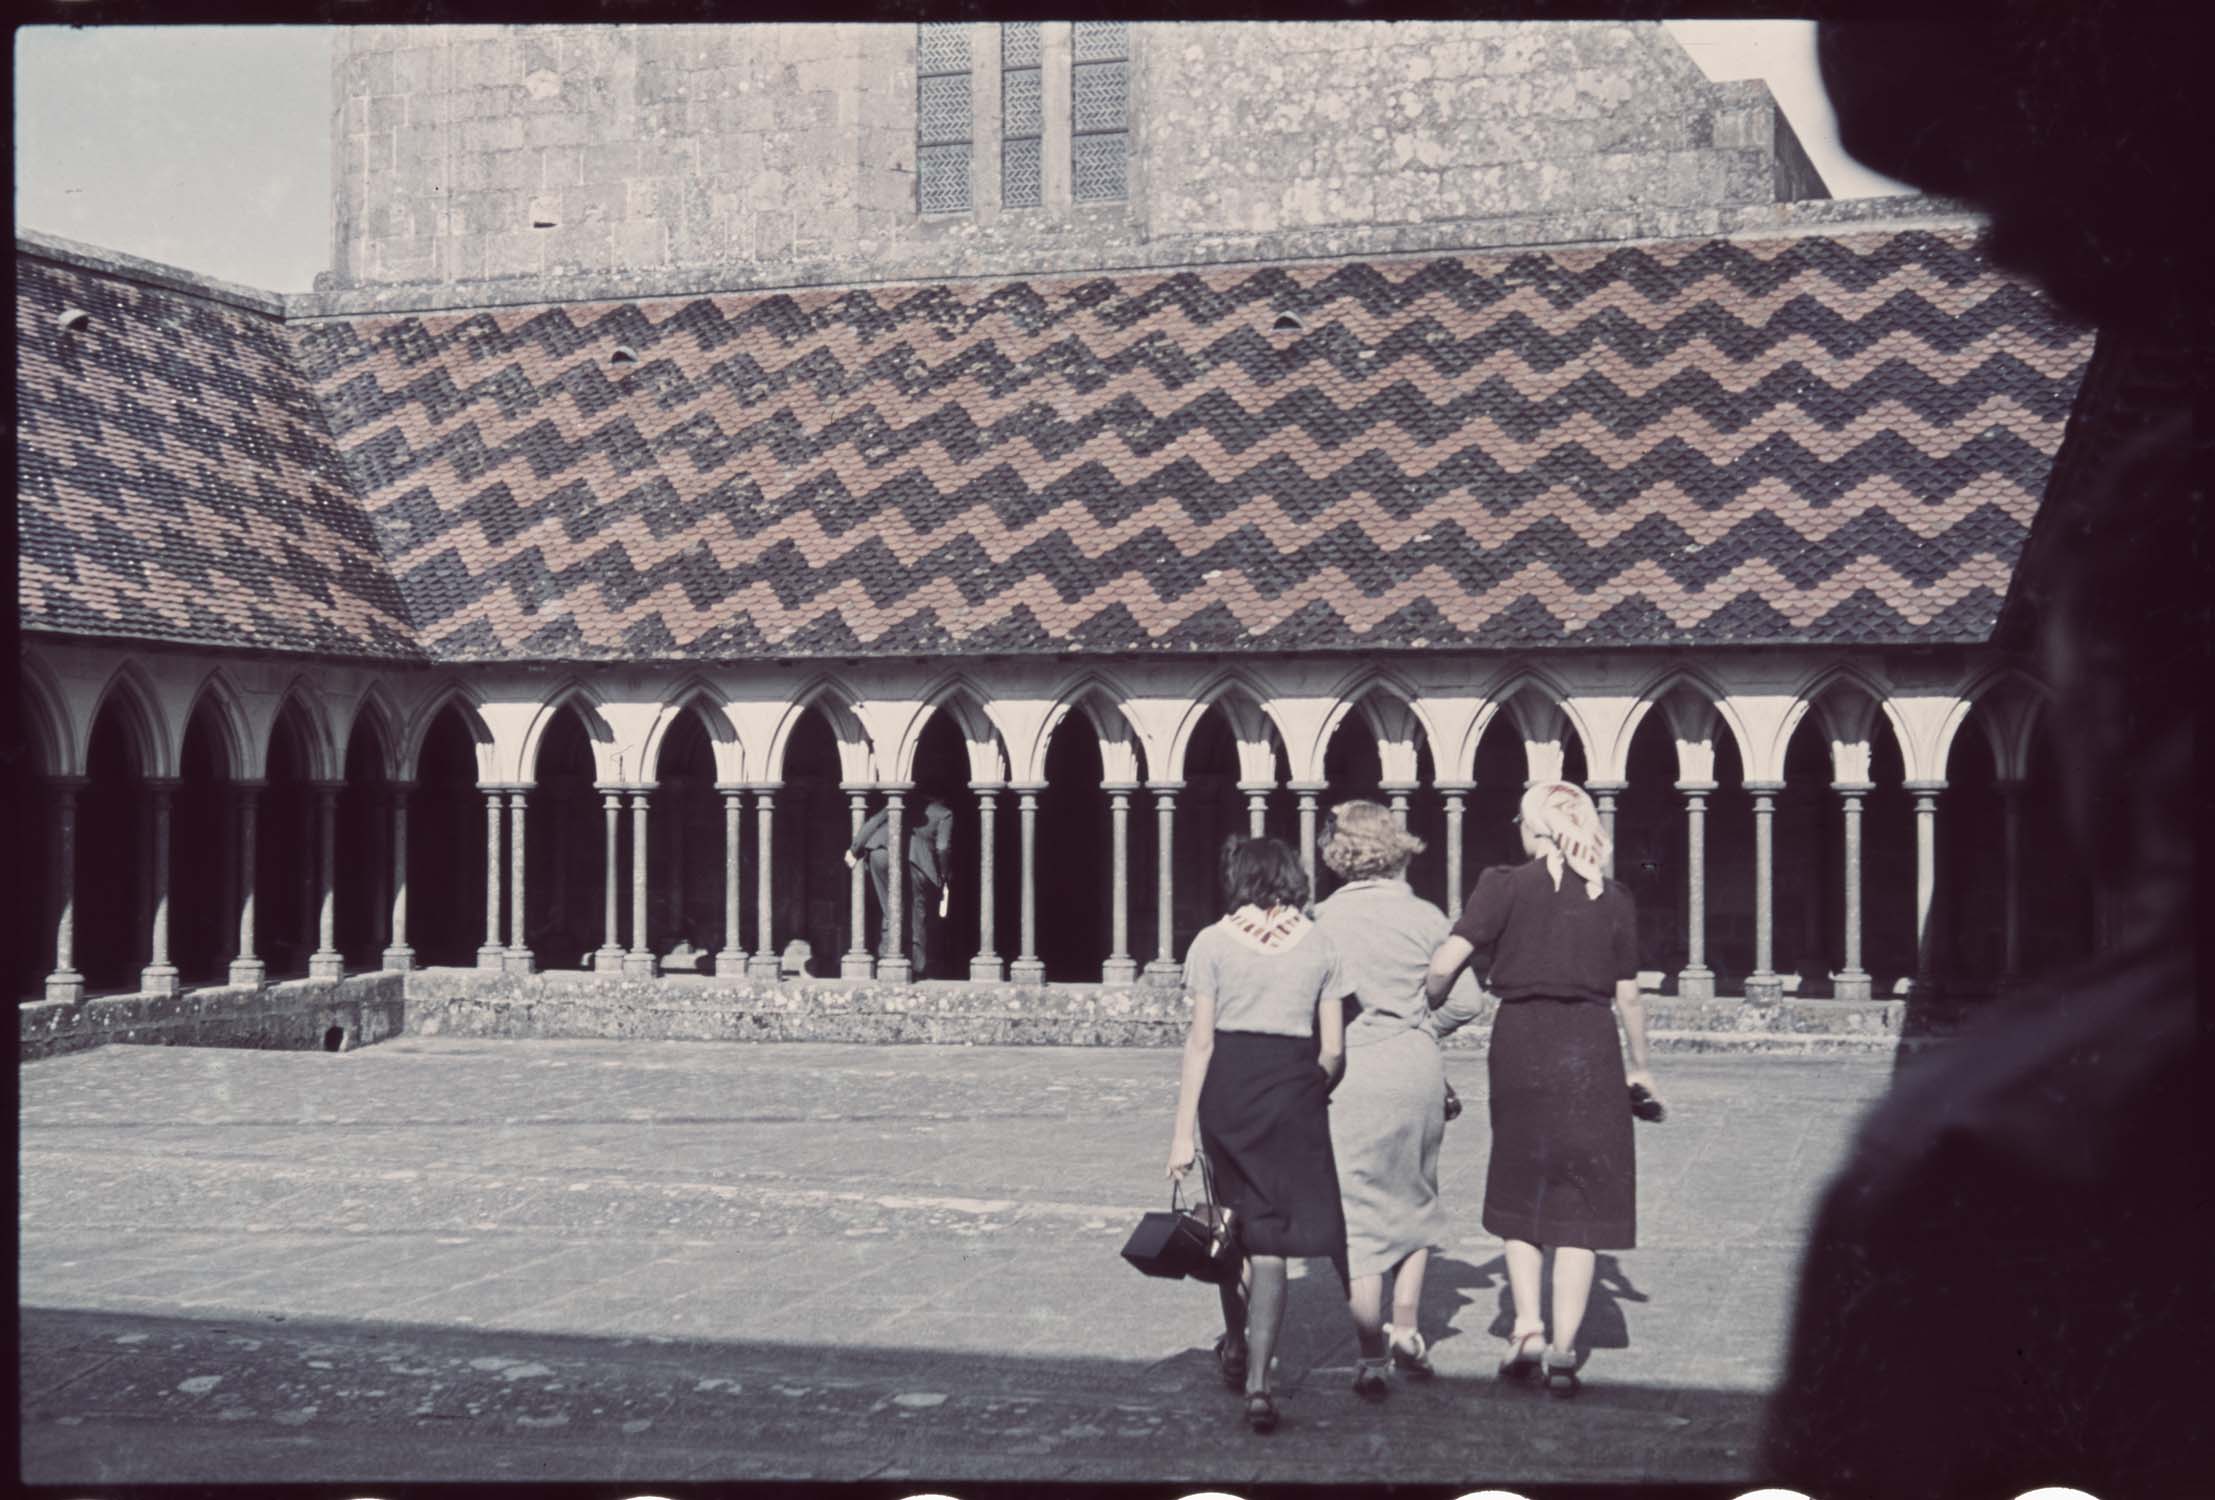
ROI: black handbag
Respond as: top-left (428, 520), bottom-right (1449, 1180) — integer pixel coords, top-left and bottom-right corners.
top-left (1120, 1150), bottom-right (1240, 1285)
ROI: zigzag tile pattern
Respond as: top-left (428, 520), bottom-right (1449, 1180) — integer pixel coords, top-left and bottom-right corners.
top-left (293, 228), bottom-right (2091, 659)
top-left (17, 257), bottom-right (421, 658)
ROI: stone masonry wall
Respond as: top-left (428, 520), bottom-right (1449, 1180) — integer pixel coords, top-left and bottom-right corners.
top-left (19, 973), bottom-right (406, 1063)
top-left (323, 21), bottom-right (1835, 309)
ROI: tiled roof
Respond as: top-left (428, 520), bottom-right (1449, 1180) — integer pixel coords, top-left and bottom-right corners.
top-left (19, 227), bottom-right (2092, 662)
top-left (16, 254), bottom-right (421, 659)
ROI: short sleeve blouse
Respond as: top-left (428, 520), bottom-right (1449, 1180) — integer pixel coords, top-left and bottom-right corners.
top-left (1183, 921), bottom-right (1348, 1037)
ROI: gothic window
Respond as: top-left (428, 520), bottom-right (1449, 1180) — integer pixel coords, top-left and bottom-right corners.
top-left (917, 23), bottom-right (972, 216)
top-left (1001, 23), bottom-right (1043, 210)
top-left (1071, 21), bottom-right (1129, 203)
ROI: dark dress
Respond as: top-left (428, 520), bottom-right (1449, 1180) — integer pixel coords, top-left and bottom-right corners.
top-left (1451, 859), bottom-right (1640, 1249)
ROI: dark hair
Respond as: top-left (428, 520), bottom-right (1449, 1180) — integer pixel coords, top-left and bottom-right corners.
top-left (1219, 835), bottom-right (1308, 913)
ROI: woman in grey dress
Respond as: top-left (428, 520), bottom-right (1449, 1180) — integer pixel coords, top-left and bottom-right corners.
top-left (1311, 801), bottom-right (1488, 1398)
top-left (1167, 836), bottom-right (1352, 1434)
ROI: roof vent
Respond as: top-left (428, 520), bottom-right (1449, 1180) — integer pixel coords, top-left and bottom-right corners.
top-left (610, 346), bottom-right (639, 367)
top-left (57, 308), bottom-right (92, 334)
top-left (1271, 312), bottom-right (1306, 334)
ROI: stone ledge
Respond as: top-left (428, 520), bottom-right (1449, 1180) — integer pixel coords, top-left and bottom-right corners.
top-left (19, 973), bottom-right (406, 1063)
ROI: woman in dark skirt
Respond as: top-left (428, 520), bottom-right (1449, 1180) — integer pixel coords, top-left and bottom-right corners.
top-left (1426, 780), bottom-right (1662, 1397)
top-left (1167, 836), bottom-right (1352, 1433)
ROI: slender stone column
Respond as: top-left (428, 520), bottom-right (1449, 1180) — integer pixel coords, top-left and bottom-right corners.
top-left (479, 790), bottom-right (506, 968)
top-left (1586, 780), bottom-right (1625, 878)
top-left (1144, 782), bottom-right (1183, 984)
top-left (747, 785), bottom-right (781, 980)
top-left (970, 783), bottom-right (1004, 982)
top-left (1008, 784), bottom-right (1046, 984)
top-left (717, 784), bottom-right (747, 978)
top-left (221, 785), bottom-right (238, 969)
top-left (842, 785), bottom-right (875, 979)
top-left (1744, 781), bottom-right (1783, 1002)
top-left (1998, 779), bottom-right (2024, 987)
top-left (1291, 783), bottom-right (1324, 900)
top-left (1381, 781), bottom-right (1416, 832)
top-left (625, 788), bottom-right (655, 978)
top-left (1675, 781), bottom-right (1717, 1000)
top-left (1238, 781), bottom-right (1271, 839)
top-left (1831, 782), bottom-right (1874, 1001)
top-left (504, 787), bottom-right (534, 974)
top-left (1907, 780), bottom-right (1945, 995)
top-left (306, 783), bottom-right (344, 980)
top-left (1437, 781), bottom-right (1472, 914)
top-left (1103, 783), bottom-right (1139, 983)
top-left (226, 782), bottom-right (266, 988)
top-left (45, 777), bottom-right (87, 1003)
top-left (381, 782), bottom-right (416, 972)
top-left (592, 787), bottom-right (624, 972)
top-left (140, 780), bottom-right (182, 995)
top-left (879, 788), bottom-right (913, 984)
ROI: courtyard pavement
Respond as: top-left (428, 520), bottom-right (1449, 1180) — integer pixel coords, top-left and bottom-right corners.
top-left (17, 1036), bottom-right (1893, 1488)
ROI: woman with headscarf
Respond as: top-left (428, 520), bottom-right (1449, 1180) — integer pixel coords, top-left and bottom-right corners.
top-left (1309, 801), bottom-right (1488, 1399)
top-left (1167, 835), bottom-right (1353, 1435)
top-left (1425, 780), bottom-right (1658, 1397)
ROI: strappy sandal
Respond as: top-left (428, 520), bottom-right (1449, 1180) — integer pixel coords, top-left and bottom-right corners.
top-left (1541, 1345), bottom-right (1582, 1399)
top-left (1384, 1322), bottom-right (1436, 1379)
top-left (1352, 1355), bottom-right (1391, 1400)
top-left (1244, 1390), bottom-right (1279, 1433)
top-left (1214, 1333), bottom-right (1249, 1390)
top-left (1497, 1327), bottom-right (1546, 1381)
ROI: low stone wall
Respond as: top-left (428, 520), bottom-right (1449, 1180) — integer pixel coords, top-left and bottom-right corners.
top-left (403, 968), bottom-right (1956, 1053)
top-left (19, 974), bottom-right (406, 1063)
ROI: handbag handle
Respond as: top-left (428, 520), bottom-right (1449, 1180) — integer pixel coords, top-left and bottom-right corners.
top-left (1171, 1146), bottom-right (1221, 1213)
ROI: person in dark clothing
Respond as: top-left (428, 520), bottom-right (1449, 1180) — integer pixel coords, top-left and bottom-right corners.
top-left (1761, 15), bottom-right (2207, 1498)
top-left (845, 795), bottom-right (953, 977)
top-left (1425, 780), bottom-right (1655, 1398)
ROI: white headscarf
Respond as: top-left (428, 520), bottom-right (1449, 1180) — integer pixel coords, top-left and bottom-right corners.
top-left (1520, 780), bottom-right (1609, 901)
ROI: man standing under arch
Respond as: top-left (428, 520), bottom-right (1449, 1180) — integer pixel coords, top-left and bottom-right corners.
top-left (846, 793), bottom-right (954, 979)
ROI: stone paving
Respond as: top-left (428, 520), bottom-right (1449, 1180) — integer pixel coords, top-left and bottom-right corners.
top-left (17, 1037), bottom-right (1895, 1487)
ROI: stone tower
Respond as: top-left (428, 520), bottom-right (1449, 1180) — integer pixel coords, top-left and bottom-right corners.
top-left (324, 21), bottom-right (1828, 300)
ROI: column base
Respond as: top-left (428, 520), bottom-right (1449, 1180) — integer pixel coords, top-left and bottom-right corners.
top-left (622, 951), bottom-right (656, 979)
top-left (1743, 973), bottom-right (1784, 1004)
top-left (1143, 959), bottom-right (1183, 988)
top-left (1675, 966), bottom-right (1714, 1001)
top-left (477, 944), bottom-right (507, 970)
top-left (715, 950), bottom-right (750, 979)
top-left (968, 956), bottom-right (1005, 983)
top-left (140, 964), bottom-right (181, 997)
top-left (1008, 959), bottom-right (1046, 985)
top-left (877, 958), bottom-right (914, 984)
top-left (843, 951), bottom-right (877, 980)
top-left (44, 971), bottom-right (85, 1004)
top-left (1101, 957), bottom-right (1139, 985)
top-left (592, 947), bottom-right (626, 974)
top-left (308, 951), bottom-right (345, 981)
top-left (501, 950), bottom-right (537, 977)
top-left (1831, 970), bottom-right (1873, 1002)
top-left (379, 945), bottom-right (416, 974)
top-left (746, 955), bottom-right (782, 982)
top-left (227, 958), bottom-right (267, 989)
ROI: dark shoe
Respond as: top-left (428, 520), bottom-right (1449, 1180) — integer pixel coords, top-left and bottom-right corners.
top-left (1541, 1345), bottom-right (1582, 1398)
top-left (1244, 1391), bottom-right (1279, 1433)
top-left (1214, 1333), bottom-right (1248, 1390)
top-left (1352, 1357), bottom-right (1391, 1401)
top-left (1497, 1328), bottom-right (1545, 1381)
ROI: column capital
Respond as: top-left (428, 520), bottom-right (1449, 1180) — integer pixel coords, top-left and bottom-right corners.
top-left (713, 781), bottom-right (749, 797)
top-left (746, 780), bottom-right (784, 794)
top-left (1100, 780), bottom-right (1142, 794)
top-left (1743, 780), bottom-right (1788, 796)
top-left (967, 779), bottom-right (1006, 795)
top-left (1432, 779), bottom-right (1475, 796)
top-left (1145, 779), bottom-right (1186, 794)
top-left (1581, 779), bottom-right (1628, 796)
top-left (143, 776), bottom-right (182, 792)
top-left (1673, 780), bottom-right (1719, 795)
top-left (876, 781), bottom-right (917, 794)
top-left (1285, 779), bottom-right (1330, 795)
top-left (839, 781), bottom-right (878, 796)
top-left (1903, 779), bottom-right (1949, 795)
top-left (1008, 780), bottom-right (1049, 794)
top-left (1235, 780), bottom-right (1278, 795)
top-left (1830, 781), bottom-right (1877, 796)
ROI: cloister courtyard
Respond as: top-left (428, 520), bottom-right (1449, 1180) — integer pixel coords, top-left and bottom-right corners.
top-left (19, 1033), bottom-right (1902, 1487)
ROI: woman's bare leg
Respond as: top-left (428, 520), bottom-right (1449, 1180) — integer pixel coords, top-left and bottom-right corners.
top-left (1390, 1247), bottom-right (1430, 1335)
top-left (1504, 1238), bottom-right (1547, 1338)
top-left (1549, 1246), bottom-right (1597, 1357)
top-left (1244, 1255), bottom-right (1289, 1395)
top-left (1347, 1271), bottom-right (1387, 1359)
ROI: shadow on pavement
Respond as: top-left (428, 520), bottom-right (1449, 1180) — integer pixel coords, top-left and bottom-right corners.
top-left (20, 1299), bottom-right (1776, 1489)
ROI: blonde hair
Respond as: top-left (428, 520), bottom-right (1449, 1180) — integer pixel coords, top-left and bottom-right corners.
top-left (1318, 799), bottom-right (1426, 881)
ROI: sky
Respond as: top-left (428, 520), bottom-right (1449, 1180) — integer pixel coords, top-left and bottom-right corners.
top-left (13, 22), bottom-right (1914, 294)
